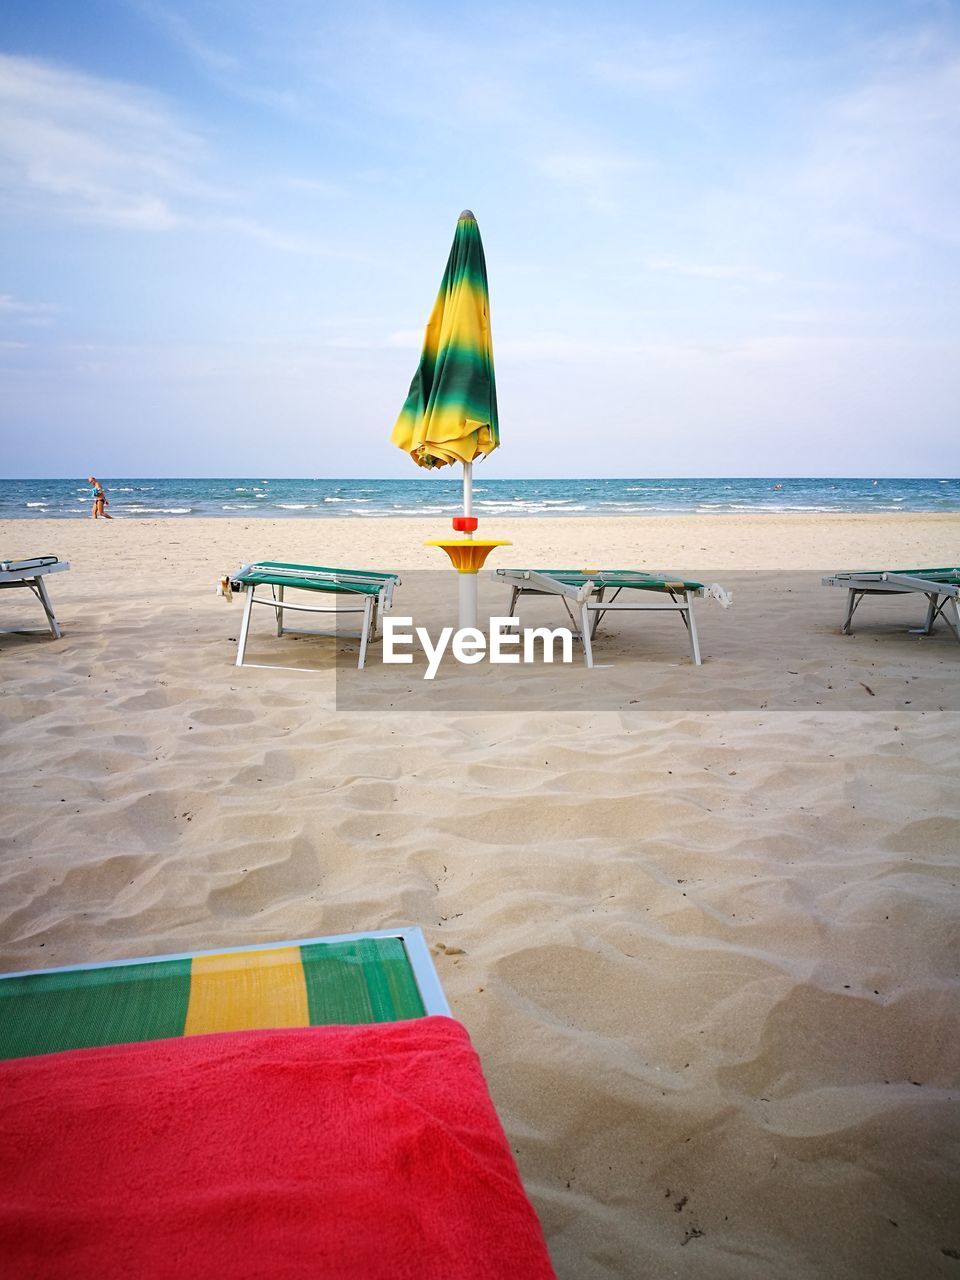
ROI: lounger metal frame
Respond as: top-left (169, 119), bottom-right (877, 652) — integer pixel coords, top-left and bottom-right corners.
top-left (0, 556), bottom-right (70, 639)
top-left (822, 571), bottom-right (960, 642)
top-left (229, 564), bottom-right (400, 670)
top-left (0, 927), bottom-right (450, 1017)
top-left (497, 569), bottom-right (708, 666)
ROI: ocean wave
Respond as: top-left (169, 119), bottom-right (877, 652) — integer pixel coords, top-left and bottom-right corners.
top-left (25, 502), bottom-right (48, 507)
top-left (277, 503), bottom-right (312, 510)
top-left (117, 506), bottom-right (193, 514)
top-left (479, 502), bottom-right (590, 513)
top-left (477, 499), bottom-right (560, 509)
top-left (387, 506), bottom-right (450, 515)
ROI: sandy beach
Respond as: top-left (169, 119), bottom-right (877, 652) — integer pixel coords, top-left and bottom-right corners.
top-left (1, 512), bottom-right (958, 1280)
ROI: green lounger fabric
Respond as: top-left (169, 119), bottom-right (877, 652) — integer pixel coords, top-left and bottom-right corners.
top-left (509, 569), bottom-right (705, 592)
top-left (834, 567), bottom-right (960, 581)
top-left (232, 562), bottom-right (397, 595)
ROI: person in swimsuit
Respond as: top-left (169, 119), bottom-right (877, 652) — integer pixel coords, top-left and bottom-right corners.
top-left (88, 476), bottom-right (113, 520)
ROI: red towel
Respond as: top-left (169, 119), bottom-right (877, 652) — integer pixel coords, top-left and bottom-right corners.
top-left (0, 1016), bottom-right (555, 1279)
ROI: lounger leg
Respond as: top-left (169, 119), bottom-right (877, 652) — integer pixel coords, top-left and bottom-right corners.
top-left (947, 597), bottom-right (960, 643)
top-left (580, 604), bottom-right (594, 669)
top-left (911, 593), bottom-right (940, 636)
top-left (590, 588), bottom-right (605, 639)
top-left (33, 576), bottom-right (61, 639)
top-left (685, 594), bottom-right (702, 665)
top-left (841, 589), bottom-right (859, 635)
top-left (508, 587), bottom-right (519, 617)
top-left (358, 596), bottom-right (373, 669)
top-left (276, 584), bottom-right (285, 637)
top-left (236, 587), bottom-right (256, 667)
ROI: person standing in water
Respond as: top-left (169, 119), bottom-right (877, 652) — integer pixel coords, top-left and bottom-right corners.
top-left (88, 476), bottom-right (113, 519)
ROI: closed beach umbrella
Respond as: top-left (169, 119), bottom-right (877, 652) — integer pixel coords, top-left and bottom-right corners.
top-left (392, 210), bottom-right (508, 631)
top-left (391, 210), bottom-right (499, 479)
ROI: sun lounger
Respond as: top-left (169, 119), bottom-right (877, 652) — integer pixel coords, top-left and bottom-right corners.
top-left (497, 568), bottom-right (732, 666)
top-left (0, 928), bottom-right (556, 1278)
top-left (822, 567), bottom-right (960, 642)
top-left (0, 555), bottom-right (69, 639)
top-left (224, 561), bottom-right (400, 669)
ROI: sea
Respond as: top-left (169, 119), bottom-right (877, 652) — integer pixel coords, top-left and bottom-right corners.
top-left (1, 477), bottom-right (958, 519)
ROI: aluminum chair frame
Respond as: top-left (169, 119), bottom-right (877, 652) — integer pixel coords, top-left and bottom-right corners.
top-left (822, 570), bottom-right (960, 642)
top-left (229, 563), bottom-right (400, 670)
top-left (497, 569), bottom-right (709, 666)
top-left (0, 556), bottom-right (70, 639)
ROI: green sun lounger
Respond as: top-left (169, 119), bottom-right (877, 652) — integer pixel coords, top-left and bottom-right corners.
top-left (0, 556), bottom-right (70, 640)
top-left (496, 568), bottom-right (732, 667)
top-left (225, 561), bottom-right (400, 669)
top-left (822, 567), bottom-right (960, 642)
top-left (0, 928), bottom-right (447, 1060)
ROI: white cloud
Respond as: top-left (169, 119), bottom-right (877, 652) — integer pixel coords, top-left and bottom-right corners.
top-left (794, 48), bottom-right (960, 251)
top-left (587, 33), bottom-right (712, 96)
top-left (0, 292), bottom-right (59, 325)
top-left (131, 0), bottom-right (241, 75)
top-left (0, 53), bottom-right (208, 229)
top-left (535, 150), bottom-right (638, 213)
top-left (0, 53), bottom-right (329, 249)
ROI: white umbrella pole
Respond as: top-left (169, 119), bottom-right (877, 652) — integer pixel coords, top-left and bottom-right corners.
top-left (459, 570), bottom-right (478, 630)
top-left (463, 461), bottom-right (473, 531)
top-left (459, 460), bottom-right (477, 629)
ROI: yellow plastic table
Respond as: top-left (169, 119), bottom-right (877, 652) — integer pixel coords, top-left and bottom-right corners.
top-left (424, 538), bottom-right (511, 628)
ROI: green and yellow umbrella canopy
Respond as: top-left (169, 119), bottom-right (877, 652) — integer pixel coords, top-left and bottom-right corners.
top-left (391, 210), bottom-right (499, 469)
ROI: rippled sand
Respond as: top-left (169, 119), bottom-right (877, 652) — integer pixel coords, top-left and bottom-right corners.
top-left (1, 514), bottom-right (958, 1279)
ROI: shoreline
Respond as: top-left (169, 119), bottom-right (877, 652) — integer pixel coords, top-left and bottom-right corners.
top-left (5, 511), bottom-right (958, 572)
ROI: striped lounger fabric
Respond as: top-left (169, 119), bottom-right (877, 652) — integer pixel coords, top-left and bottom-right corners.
top-left (0, 934), bottom-right (430, 1059)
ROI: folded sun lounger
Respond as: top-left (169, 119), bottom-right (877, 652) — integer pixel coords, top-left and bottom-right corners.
top-left (0, 555), bottom-right (70, 639)
top-left (224, 561), bottom-right (400, 669)
top-left (497, 567), bottom-right (732, 666)
top-left (0, 928), bottom-right (556, 1279)
top-left (822, 567), bottom-right (960, 642)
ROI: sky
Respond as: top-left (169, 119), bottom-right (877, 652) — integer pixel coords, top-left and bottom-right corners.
top-left (0, 0), bottom-right (958, 478)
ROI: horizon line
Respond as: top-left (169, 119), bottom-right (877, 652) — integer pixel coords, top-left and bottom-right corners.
top-left (2, 475), bottom-right (958, 483)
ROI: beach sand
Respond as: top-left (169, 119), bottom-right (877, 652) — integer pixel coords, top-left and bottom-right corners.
top-left (1, 513), bottom-right (958, 1279)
